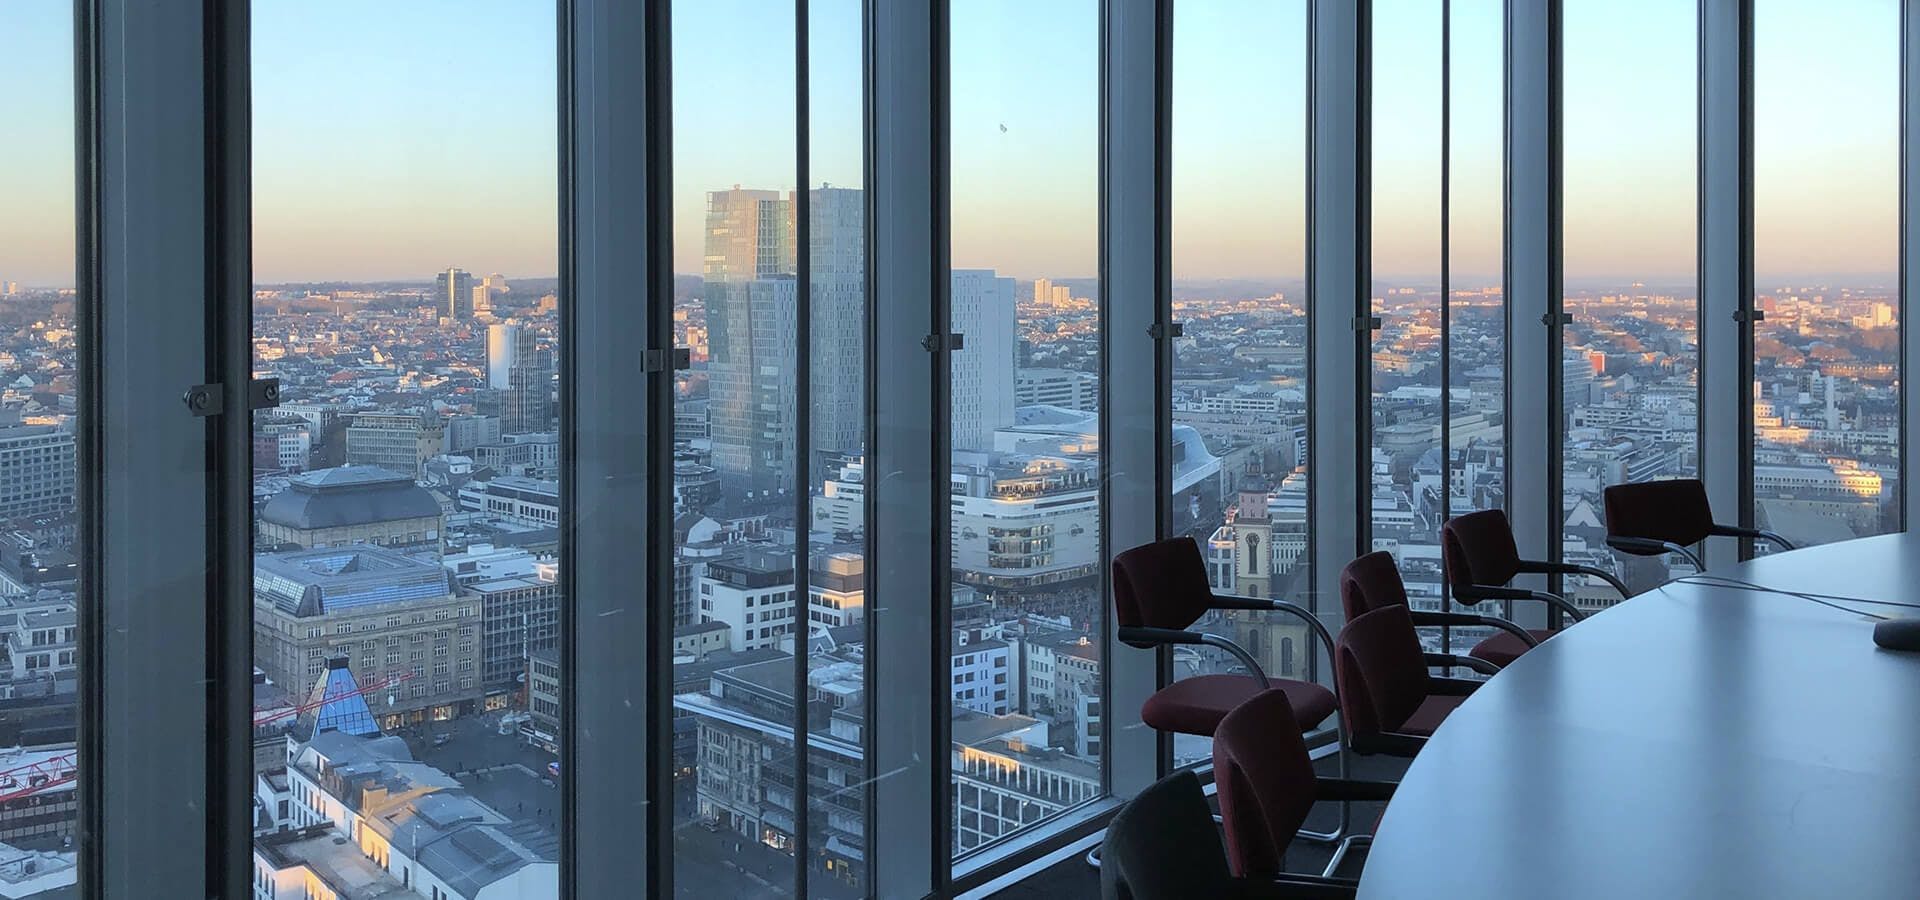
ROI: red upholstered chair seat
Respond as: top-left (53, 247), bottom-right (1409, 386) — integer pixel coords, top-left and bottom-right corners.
top-left (1140, 674), bottom-right (1336, 736)
top-left (1397, 694), bottom-right (1468, 736)
top-left (1468, 628), bottom-right (1557, 667)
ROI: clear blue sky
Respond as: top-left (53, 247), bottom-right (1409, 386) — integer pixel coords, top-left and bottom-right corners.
top-left (0, 0), bottom-right (1899, 287)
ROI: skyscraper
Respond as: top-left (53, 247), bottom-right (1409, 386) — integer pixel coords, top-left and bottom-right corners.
top-left (951, 270), bottom-right (1017, 451)
top-left (704, 188), bottom-right (797, 492)
top-left (435, 267), bottom-right (474, 319)
top-left (486, 324), bottom-right (520, 390)
top-left (504, 328), bottom-right (552, 434)
top-left (807, 186), bottom-right (867, 485)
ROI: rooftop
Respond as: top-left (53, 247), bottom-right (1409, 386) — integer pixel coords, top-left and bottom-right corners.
top-left (259, 465), bottom-right (443, 531)
top-left (255, 825), bottom-right (412, 900)
top-left (255, 546), bottom-right (453, 617)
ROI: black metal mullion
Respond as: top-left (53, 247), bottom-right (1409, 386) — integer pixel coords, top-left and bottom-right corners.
top-left (791, 0), bottom-right (813, 894)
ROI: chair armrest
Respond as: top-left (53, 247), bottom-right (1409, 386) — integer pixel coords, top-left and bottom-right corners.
top-left (1519, 559), bottom-right (1630, 598)
top-left (1522, 589), bottom-right (1585, 622)
top-left (1709, 524), bottom-right (1796, 552)
top-left (1409, 610), bottom-right (1540, 649)
top-left (1313, 777), bottom-right (1397, 804)
top-left (1351, 731), bottom-right (1428, 758)
top-left (1425, 653), bottom-right (1501, 676)
top-left (1428, 677), bottom-right (1482, 696)
top-left (1607, 536), bottom-right (1704, 569)
top-left (1211, 594), bottom-right (1337, 662)
top-left (1241, 874), bottom-right (1361, 899)
top-left (1244, 875), bottom-right (1367, 894)
top-left (1117, 626), bottom-right (1270, 690)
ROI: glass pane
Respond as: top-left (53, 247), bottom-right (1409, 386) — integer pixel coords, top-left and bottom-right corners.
top-left (1168, 0), bottom-right (1311, 769)
top-left (1369, 0), bottom-right (1448, 625)
top-left (1563, 0), bottom-right (1698, 593)
top-left (949, 0), bottom-right (1104, 861)
top-left (0, 1), bottom-right (82, 875)
top-left (1753, 0), bottom-right (1900, 551)
top-left (804, 0), bottom-right (869, 894)
top-left (670, 1), bottom-right (802, 896)
top-left (249, 3), bottom-right (560, 897)
top-left (1445, 0), bottom-right (1509, 632)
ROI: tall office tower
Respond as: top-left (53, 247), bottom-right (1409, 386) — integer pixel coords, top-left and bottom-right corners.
top-left (483, 272), bottom-right (510, 297)
top-left (950, 270), bottom-right (1017, 452)
top-left (471, 284), bottom-right (491, 316)
top-left (807, 186), bottom-right (867, 485)
top-left (504, 330), bottom-right (554, 434)
top-left (435, 267), bottom-right (474, 319)
top-left (704, 187), bottom-right (798, 492)
top-left (1052, 284), bottom-right (1071, 305)
top-left (486, 324), bottom-right (520, 389)
top-left (0, 426), bottom-right (76, 520)
top-left (1032, 278), bottom-right (1052, 305)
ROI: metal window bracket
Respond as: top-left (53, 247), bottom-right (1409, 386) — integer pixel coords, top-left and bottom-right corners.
top-left (1539, 312), bottom-right (1572, 327)
top-left (1353, 315), bottom-right (1382, 331)
top-left (1733, 309), bottom-right (1765, 323)
top-left (921, 332), bottom-right (966, 352)
top-left (643, 348), bottom-right (692, 373)
top-left (184, 378), bottom-right (280, 417)
top-left (1147, 322), bottom-right (1185, 339)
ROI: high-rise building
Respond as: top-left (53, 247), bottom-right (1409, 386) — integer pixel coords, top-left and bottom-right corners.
top-left (471, 283), bottom-right (492, 316)
top-left (486, 324), bottom-right (519, 389)
top-left (505, 332), bottom-right (553, 434)
top-left (435, 267), bottom-right (474, 320)
top-left (808, 187), bottom-right (868, 485)
top-left (704, 188), bottom-right (798, 492)
top-left (951, 270), bottom-right (1017, 451)
top-left (344, 411), bottom-right (442, 479)
top-left (1031, 278), bottom-right (1052, 305)
top-left (0, 426), bottom-right (75, 522)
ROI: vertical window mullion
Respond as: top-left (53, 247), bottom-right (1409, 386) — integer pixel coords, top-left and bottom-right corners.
top-left (562, 0), bottom-right (669, 895)
top-left (88, 0), bottom-right (225, 895)
top-left (867, 0), bottom-right (944, 894)
top-left (1309, 0), bottom-right (1368, 645)
top-left (1504, 0), bottom-right (1556, 622)
top-left (1698, 0), bottom-right (1750, 569)
top-left (1100, 0), bottom-right (1168, 796)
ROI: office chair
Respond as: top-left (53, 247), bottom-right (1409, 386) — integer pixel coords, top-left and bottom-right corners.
top-left (1111, 537), bottom-right (1348, 844)
top-left (1440, 509), bottom-right (1627, 666)
top-left (1338, 551), bottom-right (1523, 674)
top-left (1602, 478), bottom-right (1794, 570)
top-left (1100, 768), bottom-right (1361, 900)
top-left (1215, 688), bottom-right (1395, 889)
top-left (1334, 603), bottom-right (1483, 757)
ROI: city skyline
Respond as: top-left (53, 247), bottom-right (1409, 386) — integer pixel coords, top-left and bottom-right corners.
top-left (0, 1), bottom-right (1904, 286)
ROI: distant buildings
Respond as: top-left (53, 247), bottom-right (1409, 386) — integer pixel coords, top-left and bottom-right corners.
top-left (345, 412), bottom-right (443, 479)
top-left (0, 427), bottom-right (73, 521)
top-left (257, 465), bottom-right (445, 555)
top-left (436, 267), bottom-right (474, 320)
top-left (252, 546), bottom-right (481, 728)
top-left (950, 269), bottom-right (1017, 451)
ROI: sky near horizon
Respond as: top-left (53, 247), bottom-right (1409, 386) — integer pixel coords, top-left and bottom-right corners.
top-left (0, 0), bottom-right (1900, 287)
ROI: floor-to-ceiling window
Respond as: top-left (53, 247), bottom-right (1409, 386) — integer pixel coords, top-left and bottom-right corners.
top-left (669, 2), bottom-right (806, 895)
top-left (1562, 0), bottom-right (1699, 593)
top-left (803, 0), bottom-right (870, 892)
top-left (0, 2), bottom-right (84, 866)
top-left (1370, 0), bottom-right (1448, 624)
top-left (948, 0), bottom-right (1104, 859)
top-left (1167, 0), bottom-right (1310, 768)
top-left (1445, 0), bottom-right (1505, 544)
top-left (1752, 0), bottom-right (1900, 551)
top-left (249, 3), bottom-right (561, 896)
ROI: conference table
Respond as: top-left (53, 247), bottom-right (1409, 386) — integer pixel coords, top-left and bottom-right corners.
top-left (1357, 532), bottom-right (1920, 899)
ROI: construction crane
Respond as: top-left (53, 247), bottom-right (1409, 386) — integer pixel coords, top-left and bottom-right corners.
top-left (252, 670), bottom-right (418, 729)
top-left (0, 751), bottom-right (75, 805)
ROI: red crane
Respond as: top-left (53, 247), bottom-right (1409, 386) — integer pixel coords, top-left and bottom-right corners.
top-left (0, 751), bottom-right (75, 805)
top-left (252, 670), bottom-right (418, 729)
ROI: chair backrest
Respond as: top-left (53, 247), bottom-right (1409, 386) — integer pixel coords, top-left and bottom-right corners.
top-left (1339, 550), bottom-right (1410, 622)
top-left (1111, 537), bottom-right (1213, 632)
top-left (1602, 478), bottom-right (1714, 553)
top-left (1335, 604), bottom-right (1431, 740)
top-left (1099, 769), bottom-right (1237, 900)
top-left (1442, 509), bottom-right (1522, 602)
top-left (1213, 689), bottom-right (1317, 878)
